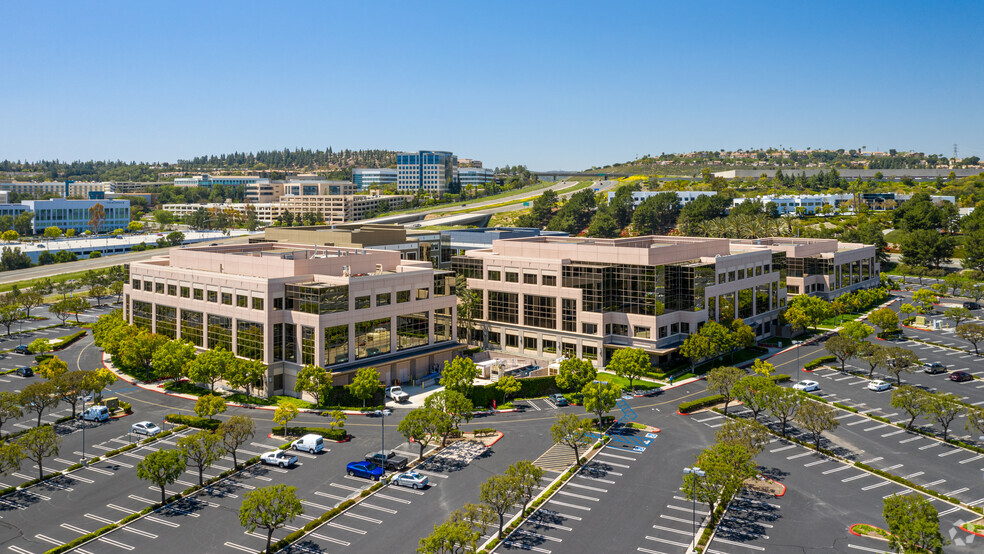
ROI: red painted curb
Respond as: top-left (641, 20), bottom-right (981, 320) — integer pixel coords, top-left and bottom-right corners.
top-left (960, 523), bottom-right (984, 538)
top-left (848, 523), bottom-right (889, 538)
top-left (676, 409), bottom-right (690, 416)
top-left (484, 431), bottom-right (505, 447)
top-left (773, 481), bottom-right (786, 497)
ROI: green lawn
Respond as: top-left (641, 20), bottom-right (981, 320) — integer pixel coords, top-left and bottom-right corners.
top-left (596, 371), bottom-right (664, 390)
top-left (163, 380), bottom-right (213, 396)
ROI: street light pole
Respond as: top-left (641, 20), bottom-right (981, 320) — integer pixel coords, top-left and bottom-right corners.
top-left (80, 396), bottom-right (86, 465)
top-left (683, 466), bottom-right (706, 553)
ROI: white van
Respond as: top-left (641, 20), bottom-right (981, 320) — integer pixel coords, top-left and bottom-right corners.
top-left (291, 434), bottom-right (325, 454)
top-left (81, 405), bottom-right (109, 422)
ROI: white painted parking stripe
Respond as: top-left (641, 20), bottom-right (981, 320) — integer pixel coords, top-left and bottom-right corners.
top-left (502, 540), bottom-right (551, 553)
top-left (300, 500), bottom-right (333, 511)
top-left (596, 451), bottom-right (636, 461)
top-left (769, 445), bottom-right (796, 453)
top-left (577, 474), bottom-right (616, 484)
top-left (591, 460), bottom-right (630, 469)
top-left (660, 514), bottom-right (697, 525)
top-left (652, 524), bottom-right (692, 536)
top-left (8, 546), bottom-right (34, 554)
top-left (34, 535), bottom-right (60, 546)
top-left (860, 457), bottom-right (883, 464)
top-left (712, 537), bottom-right (766, 550)
top-left (899, 437), bottom-right (922, 444)
top-left (358, 502), bottom-right (397, 514)
top-left (61, 523), bottom-right (89, 534)
top-left (98, 536), bottom-right (134, 550)
top-left (373, 493), bottom-right (411, 504)
top-left (861, 481), bottom-right (891, 491)
top-left (555, 490), bottom-right (600, 501)
top-left (847, 419), bottom-right (869, 426)
top-left (331, 482), bottom-right (365, 492)
top-left (566, 482), bottom-right (608, 493)
top-left (803, 459), bottom-right (828, 467)
top-left (959, 455), bottom-right (983, 464)
top-left (84, 466), bottom-right (113, 476)
top-left (86, 513), bottom-right (114, 525)
top-left (942, 449), bottom-right (969, 458)
top-left (883, 464), bottom-right (904, 471)
top-left (637, 547), bottom-right (670, 554)
top-left (223, 542), bottom-right (255, 553)
top-left (945, 487), bottom-right (969, 496)
top-left (413, 470), bottom-right (449, 479)
top-left (548, 500), bottom-right (590, 511)
top-left (325, 521), bottom-right (367, 534)
top-left (881, 430), bottom-right (905, 437)
top-left (841, 473), bottom-right (870, 482)
top-left (787, 452), bottom-right (812, 460)
top-left (123, 526), bottom-right (157, 539)
top-left (848, 544), bottom-right (891, 553)
top-left (923, 479), bottom-right (946, 487)
top-left (902, 471), bottom-right (924, 479)
top-left (666, 504), bottom-right (708, 515)
top-left (314, 491), bottom-right (348, 502)
top-left (968, 497), bottom-right (984, 506)
top-left (917, 443), bottom-right (940, 451)
top-left (645, 536), bottom-right (690, 548)
top-left (343, 512), bottom-right (382, 524)
top-left (515, 529), bottom-right (563, 542)
top-left (822, 466), bottom-right (851, 474)
top-left (309, 532), bottom-right (351, 546)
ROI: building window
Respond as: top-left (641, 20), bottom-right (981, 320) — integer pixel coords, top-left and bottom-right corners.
top-left (634, 326), bottom-right (650, 339)
top-left (659, 326), bottom-right (667, 338)
top-left (505, 334), bottom-right (518, 348)
top-left (542, 339), bottom-right (557, 353)
top-left (505, 272), bottom-right (519, 283)
top-left (356, 318), bottom-right (391, 359)
top-left (222, 293), bottom-right (232, 305)
top-left (737, 269), bottom-right (745, 280)
top-left (283, 324), bottom-right (296, 362)
top-left (605, 323), bottom-right (629, 336)
top-left (398, 312), bottom-right (429, 351)
top-left (237, 320), bottom-right (264, 361)
top-left (562, 342), bottom-right (576, 358)
top-left (325, 325), bottom-right (348, 365)
top-left (273, 297), bottom-right (283, 311)
top-left (738, 288), bottom-right (754, 319)
top-left (524, 336), bottom-right (538, 351)
top-left (524, 273), bottom-right (537, 285)
top-left (132, 279), bottom-right (139, 289)
top-left (523, 295), bottom-right (556, 329)
top-left (487, 270), bottom-right (501, 281)
top-left (236, 295), bottom-right (248, 308)
top-left (376, 293), bottom-right (391, 306)
top-left (356, 295), bottom-right (371, 309)
top-left (167, 284), bottom-right (177, 296)
top-left (489, 292), bottom-right (519, 324)
top-left (194, 288), bottom-right (204, 301)
top-left (435, 307), bottom-right (452, 343)
top-left (728, 271), bottom-right (736, 282)
top-left (180, 286), bottom-right (190, 298)
top-left (787, 285), bottom-right (800, 294)
top-left (132, 300), bottom-right (152, 330)
top-left (756, 284), bottom-right (770, 314)
top-left (397, 290), bottom-right (411, 303)
top-left (207, 315), bottom-right (232, 351)
top-left (718, 293), bottom-right (735, 322)
top-left (180, 309), bottom-right (203, 347)
top-left (252, 297), bottom-right (264, 310)
top-left (582, 322), bottom-right (598, 335)
top-left (434, 272), bottom-right (454, 296)
top-left (451, 256), bottom-right (483, 279)
top-left (756, 266), bottom-right (763, 276)
top-left (488, 331), bottom-right (501, 346)
top-left (301, 326), bottom-right (315, 365)
top-left (156, 282), bottom-right (165, 294)
top-left (143, 280), bottom-right (153, 291)
top-left (718, 273), bottom-right (726, 284)
top-left (542, 274), bottom-right (557, 287)
top-left (207, 290), bottom-right (218, 303)
top-left (286, 283), bottom-right (348, 314)
top-left (583, 344), bottom-right (598, 360)
top-left (155, 305), bottom-right (177, 339)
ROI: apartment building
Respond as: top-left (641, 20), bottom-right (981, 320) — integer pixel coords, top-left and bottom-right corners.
top-left (353, 168), bottom-right (398, 189)
top-left (397, 151), bottom-right (457, 194)
top-left (124, 242), bottom-right (460, 398)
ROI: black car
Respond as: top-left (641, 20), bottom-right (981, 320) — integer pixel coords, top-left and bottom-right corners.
top-left (15, 367), bottom-right (33, 377)
top-left (964, 302), bottom-right (981, 310)
top-left (12, 345), bottom-right (31, 355)
top-left (364, 450), bottom-right (408, 471)
top-left (950, 371), bottom-right (974, 382)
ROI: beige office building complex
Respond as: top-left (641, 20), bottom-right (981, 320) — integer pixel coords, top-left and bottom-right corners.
top-left (452, 235), bottom-right (878, 367)
top-left (124, 242), bottom-right (459, 398)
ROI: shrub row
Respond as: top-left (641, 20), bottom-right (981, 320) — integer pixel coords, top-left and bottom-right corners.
top-left (471, 428), bottom-right (497, 437)
top-left (269, 481), bottom-right (389, 552)
top-left (804, 356), bottom-right (837, 370)
top-left (51, 330), bottom-right (87, 351)
top-left (165, 414), bottom-right (221, 431)
top-left (468, 375), bottom-right (560, 408)
top-left (696, 502), bottom-right (728, 551)
top-left (678, 374), bottom-right (790, 414)
top-left (272, 426), bottom-right (347, 441)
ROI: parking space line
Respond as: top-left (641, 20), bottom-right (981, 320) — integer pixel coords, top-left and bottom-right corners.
top-left (917, 443), bottom-right (940, 451)
top-left (502, 540), bottom-right (551, 553)
top-left (822, 466), bottom-right (851, 475)
top-left (314, 491), bottom-right (349, 502)
top-left (548, 500), bottom-right (590, 511)
top-left (945, 487), bottom-right (970, 496)
top-left (342, 512), bottom-right (382, 524)
top-left (128, 494), bottom-right (157, 504)
top-left (97, 536), bottom-right (134, 550)
top-left (959, 455), bottom-right (983, 464)
top-left (899, 436), bottom-right (922, 444)
top-left (666, 505), bottom-right (708, 515)
top-left (841, 474), bottom-right (870, 482)
top-left (861, 481), bottom-right (891, 491)
top-left (8, 545), bottom-right (34, 554)
top-left (538, 509), bottom-right (581, 521)
top-left (555, 491), bottom-right (600, 501)
top-left (358, 502), bottom-right (397, 514)
top-left (300, 500), bottom-right (333, 511)
top-left (61, 523), bottom-right (90, 534)
top-left (786, 452), bottom-right (812, 460)
top-left (223, 542), bottom-right (255, 552)
top-left (566, 482), bottom-right (608, 493)
top-left (939, 506), bottom-right (964, 516)
top-left (923, 479), bottom-right (946, 487)
top-left (881, 430), bottom-right (905, 437)
top-left (85, 514), bottom-right (114, 525)
top-left (331, 482), bottom-right (365, 492)
top-left (883, 464), bottom-right (903, 471)
top-left (596, 452), bottom-right (636, 461)
top-left (651, 524), bottom-right (692, 536)
top-left (84, 466), bottom-right (114, 476)
top-left (373, 493), bottom-right (411, 504)
top-left (515, 529), bottom-right (563, 542)
top-left (122, 526), bottom-right (157, 539)
top-left (325, 522), bottom-right (367, 534)
top-left (413, 470), bottom-right (449, 479)
top-left (712, 537), bottom-right (766, 550)
top-left (637, 548), bottom-right (672, 554)
top-left (803, 459), bottom-right (828, 467)
top-left (847, 544), bottom-right (889, 553)
top-left (769, 445), bottom-right (796, 453)
top-left (901, 471), bottom-right (924, 479)
top-left (589, 459), bottom-right (630, 469)
top-left (309, 532), bottom-right (351, 546)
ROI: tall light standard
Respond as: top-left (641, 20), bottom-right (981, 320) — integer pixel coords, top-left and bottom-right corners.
top-left (80, 394), bottom-right (87, 465)
top-left (683, 466), bottom-right (706, 552)
top-left (379, 407), bottom-right (392, 463)
top-left (793, 340), bottom-right (804, 372)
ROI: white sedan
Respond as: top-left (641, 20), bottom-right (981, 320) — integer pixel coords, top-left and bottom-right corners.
top-left (130, 421), bottom-right (161, 436)
top-left (793, 380), bottom-right (821, 392)
top-left (388, 471), bottom-right (429, 489)
top-left (260, 450), bottom-right (298, 468)
top-left (868, 380), bottom-right (892, 392)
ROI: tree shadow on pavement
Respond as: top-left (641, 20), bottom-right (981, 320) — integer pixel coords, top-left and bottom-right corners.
top-left (714, 490), bottom-right (781, 543)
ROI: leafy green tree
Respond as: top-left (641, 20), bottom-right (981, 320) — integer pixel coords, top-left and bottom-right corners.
top-left (0, 247), bottom-right (31, 271)
top-left (824, 335), bottom-right (857, 372)
top-left (0, 442), bottom-right (24, 476)
top-left (417, 503), bottom-right (492, 554)
top-left (706, 366), bottom-right (745, 414)
top-left (900, 229), bottom-right (955, 269)
top-left (631, 192), bottom-right (680, 235)
top-left (226, 358), bottom-right (266, 399)
top-left (398, 407), bottom-right (441, 460)
top-left (683, 441), bottom-right (757, 515)
top-left (765, 386), bottom-right (801, 437)
top-left (42, 226), bottom-right (61, 240)
top-left (962, 230), bottom-right (984, 272)
top-left (120, 332), bottom-right (169, 381)
top-left (884, 346), bottom-right (919, 385)
top-left (899, 303), bottom-right (916, 321)
top-left (424, 390), bottom-right (473, 446)
top-left (581, 380), bottom-right (620, 424)
top-left (750, 358), bottom-right (774, 376)
top-left (83, 367), bottom-right (117, 401)
top-left (856, 341), bottom-right (888, 378)
top-left (19, 381), bottom-right (59, 427)
top-left (944, 307), bottom-right (973, 328)
top-left (37, 355), bottom-right (68, 380)
top-left (28, 338), bottom-right (51, 356)
top-left (0, 391), bottom-right (23, 439)
top-left (555, 357), bottom-right (596, 392)
top-left (839, 321), bottom-right (873, 343)
top-left (923, 392), bottom-right (964, 441)
top-left (956, 322), bottom-right (984, 355)
top-left (439, 357), bottom-right (479, 396)
top-left (273, 403), bottom-right (299, 435)
top-left (17, 425), bottom-right (60, 480)
top-left (53, 370), bottom-right (92, 418)
top-left (0, 303), bottom-right (23, 337)
top-left (795, 401), bottom-right (839, 450)
top-left (787, 295), bottom-right (835, 330)
top-left (17, 290), bottom-right (43, 318)
top-left (294, 364), bottom-right (333, 407)
top-left (0, 230), bottom-right (18, 242)
top-left (891, 385), bottom-right (929, 430)
top-left (218, 415), bottom-right (256, 468)
top-left (607, 348), bottom-right (651, 391)
top-left (549, 413), bottom-right (590, 466)
top-left (505, 460), bottom-right (543, 517)
top-left (346, 366), bottom-right (381, 407)
top-left (882, 494), bottom-right (945, 554)
top-left (731, 375), bottom-right (776, 420)
top-left (867, 308), bottom-right (900, 334)
top-left (186, 347), bottom-right (235, 392)
top-left (150, 340), bottom-right (196, 381)
top-left (177, 430), bottom-right (224, 486)
top-left (494, 375), bottom-right (521, 404)
top-left (194, 395), bottom-right (227, 420)
top-left (714, 418), bottom-right (771, 456)
top-left (586, 210), bottom-right (619, 238)
top-left (239, 485), bottom-right (305, 554)
top-left (680, 334), bottom-right (713, 371)
top-left (912, 288), bottom-right (937, 311)
top-left (517, 189), bottom-right (557, 228)
top-left (782, 305), bottom-right (811, 334)
top-left (480, 474), bottom-right (518, 539)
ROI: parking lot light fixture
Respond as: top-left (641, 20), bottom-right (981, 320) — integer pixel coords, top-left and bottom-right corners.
top-left (683, 466), bottom-right (706, 552)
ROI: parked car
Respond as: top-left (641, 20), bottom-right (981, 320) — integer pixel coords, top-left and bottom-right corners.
top-left (14, 367), bottom-right (33, 377)
top-left (130, 421), bottom-right (161, 436)
top-left (261, 450), bottom-right (298, 468)
top-left (923, 362), bottom-right (948, 374)
top-left (365, 450), bottom-right (408, 470)
top-left (950, 371), bottom-right (974, 382)
top-left (867, 380), bottom-right (892, 392)
top-left (964, 302), bottom-right (981, 310)
top-left (12, 345), bottom-right (31, 355)
top-left (549, 393), bottom-right (569, 406)
top-left (291, 434), bottom-right (325, 454)
top-left (388, 471), bottom-right (429, 489)
top-left (346, 460), bottom-right (384, 480)
top-left (386, 386), bottom-right (409, 403)
top-left (793, 380), bottom-right (821, 392)
top-left (81, 406), bottom-right (109, 422)
top-left (366, 408), bottom-right (393, 417)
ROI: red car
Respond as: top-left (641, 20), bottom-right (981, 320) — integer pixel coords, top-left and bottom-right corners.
top-left (949, 371), bottom-right (974, 382)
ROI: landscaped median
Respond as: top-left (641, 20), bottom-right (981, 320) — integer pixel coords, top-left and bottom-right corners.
top-left (677, 374), bottom-right (791, 415)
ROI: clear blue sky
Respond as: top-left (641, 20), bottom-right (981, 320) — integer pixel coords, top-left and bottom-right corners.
top-left (2, 1), bottom-right (981, 170)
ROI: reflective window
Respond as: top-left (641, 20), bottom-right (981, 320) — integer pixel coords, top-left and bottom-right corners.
top-left (397, 290), bottom-right (411, 303)
top-left (524, 273), bottom-right (537, 285)
top-left (355, 295), bottom-right (370, 309)
top-left (133, 300), bottom-right (152, 330)
top-left (286, 283), bottom-right (348, 314)
top-left (434, 307), bottom-right (452, 343)
top-left (582, 322), bottom-right (597, 334)
top-left (222, 292), bottom-right (232, 305)
top-left (489, 292), bottom-right (519, 324)
top-left (207, 315), bottom-right (232, 351)
top-left (155, 305), bottom-right (176, 339)
top-left (237, 320), bottom-right (264, 361)
top-left (207, 290), bottom-right (218, 303)
top-left (356, 318), bottom-right (391, 359)
top-left (252, 297), bottom-right (264, 310)
top-left (376, 292), bottom-right (391, 306)
top-left (181, 309), bottom-right (203, 347)
top-left (524, 295), bottom-right (556, 329)
top-left (194, 288), bottom-right (204, 301)
top-left (167, 284), bottom-right (177, 296)
top-left (487, 270), bottom-right (501, 281)
top-left (325, 325), bottom-right (348, 365)
top-left (237, 294), bottom-right (248, 308)
top-left (180, 286), bottom-right (190, 298)
top-left (301, 326), bottom-right (315, 365)
top-left (397, 312), bottom-right (429, 350)
top-left (542, 274), bottom-right (557, 287)
top-left (524, 336), bottom-right (537, 350)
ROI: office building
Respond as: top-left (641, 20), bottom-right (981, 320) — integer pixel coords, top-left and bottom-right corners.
top-left (397, 151), bottom-right (457, 194)
top-left (282, 181), bottom-right (358, 197)
top-left (124, 242), bottom-right (460, 398)
top-left (276, 193), bottom-right (411, 223)
top-left (352, 169), bottom-right (398, 189)
top-left (174, 175), bottom-right (266, 188)
top-left (0, 181), bottom-right (112, 197)
top-left (245, 182), bottom-right (284, 204)
top-left (457, 167), bottom-right (496, 189)
top-left (607, 190), bottom-right (718, 207)
top-left (20, 199), bottom-right (130, 234)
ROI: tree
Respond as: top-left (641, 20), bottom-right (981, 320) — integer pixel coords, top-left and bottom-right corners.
top-left (966, 407), bottom-right (984, 439)
top-left (424, 390), bottom-right (473, 446)
top-left (480, 474), bottom-right (518, 539)
top-left (494, 375), bottom-right (521, 405)
top-left (36, 355), bottom-right (68, 381)
top-left (194, 395), bottom-right (227, 420)
top-left (150, 340), bottom-right (196, 381)
top-left (782, 305), bottom-right (810, 335)
top-left (715, 418), bottom-right (771, 456)
top-left (684, 441), bottom-right (757, 515)
top-left (505, 460), bottom-right (543, 517)
top-left (83, 367), bottom-right (117, 401)
top-left (750, 358), bottom-right (774, 377)
top-left (239, 484), bottom-right (304, 554)
top-left (0, 391), bottom-right (23, 438)
top-left (136, 449), bottom-right (187, 504)
top-left (346, 366), bottom-right (381, 407)
top-left (882, 494), bottom-right (945, 554)
top-left (963, 230), bottom-right (984, 272)
top-left (884, 347), bottom-right (919, 385)
top-left (680, 334), bottom-right (713, 371)
top-left (550, 413), bottom-right (590, 467)
top-left (581, 380), bottom-right (620, 424)
top-left (28, 338), bottom-right (51, 357)
top-left (17, 290), bottom-right (42, 318)
top-left (891, 385), bottom-right (929, 430)
top-left (226, 358), bottom-right (266, 399)
top-left (899, 303), bottom-right (916, 322)
top-left (787, 295), bottom-right (835, 330)
top-left (555, 357), bottom-right (597, 392)
top-left (42, 226), bottom-right (61, 240)
top-left (19, 381), bottom-right (59, 427)
top-left (608, 348), bottom-right (651, 391)
top-left (586, 210), bottom-right (619, 238)
top-left (839, 321), bottom-right (873, 343)
top-left (177, 430), bottom-right (224, 486)
top-left (186, 347), bottom-right (234, 392)
top-left (824, 335), bottom-right (857, 372)
top-left (900, 229), bottom-right (955, 269)
top-left (53, 370), bottom-right (92, 418)
top-left (731, 375), bottom-right (776, 420)
top-left (218, 415), bottom-right (256, 468)
top-left (923, 392), bottom-right (964, 441)
top-left (417, 503), bottom-right (492, 553)
top-left (398, 407), bottom-right (441, 461)
top-left (706, 366), bottom-right (745, 414)
top-left (439, 357), bottom-right (479, 396)
top-left (12, 213), bottom-right (32, 236)
top-left (0, 304), bottom-right (23, 337)
top-left (17, 425), bottom-right (60, 480)
top-left (944, 307), bottom-right (973, 328)
top-left (88, 203), bottom-right (105, 234)
top-left (88, 284), bottom-right (108, 307)
top-left (632, 192), bottom-right (680, 235)
top-left (0, 442), bottom-right (24, 476)
top-left (119, 331), bottom-right (169, 381)
top-left (729, 320), bottom-right (756, 359)
top-left (273, 403), bottom-right (299, 435)
top-left (956, 323), bottom-right (984, 355)
top-left (0, 230), bottom-right (18, 242)
top-left (795, 401), bottom-right (839, 450)
top-left (912, 288), bottom-right (937, 312)
top-left (294, 364), bottom-right (333, 407)
top-left (765, 386), bottom-right (801, 437)
top-left (127, 221), bottom-right (144, 232)
top-left (0, 247), bottom-right (31, 271)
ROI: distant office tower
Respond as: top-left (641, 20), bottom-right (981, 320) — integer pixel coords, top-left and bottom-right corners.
top-left (352, 168), bottom-right (398, 189)
top-left (397, 151), bottom-right (457, 194)
top-left (457, 167), bottom-right (495, 189)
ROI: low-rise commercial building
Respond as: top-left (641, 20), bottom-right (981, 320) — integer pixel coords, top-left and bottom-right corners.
top-left (353, 169), bottom-right (398, 189)
top-left (276, 193), bottom-right (412, 223)
top-left (124, 242), bottom-right (460, 398)
top-left (457, 167), bottom-right (495, 188)
top-left (607, 190), bottom-right (718, 207)
top-left (174, 175), bottom-right (266, 188)
top-left (282, 181), bottom-right (358, 196)
top-left (20, 198), bottom-right (130, 234)
top-left (0, 181), bottom-right (112, 197)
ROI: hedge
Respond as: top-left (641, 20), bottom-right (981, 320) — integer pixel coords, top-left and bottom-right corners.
top-left (164, 414), bottom-right (221, 431)
top-left (679, 394), bottom-right (726, 414)
top-left (272, 426), bottom-right (347, 441)
top-left (323, 385), bottom-right (383, 409)
top-left (472, 428), bottom-right (497, 437)
top-left (804, 355), bottom-right (837, 370)
top-left (268, 497), bottom-right (362, 551)
top-left (469, 375), bottom-right (559, 407)
top-left (52, 330), bottom-right (87, 350)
